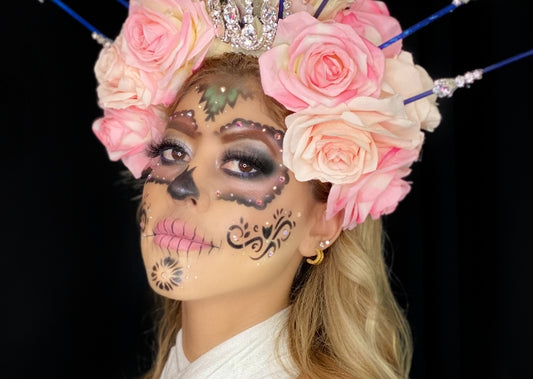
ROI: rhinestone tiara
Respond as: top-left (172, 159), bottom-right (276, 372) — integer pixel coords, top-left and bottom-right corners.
top-left (206, 0), bottom-right (289, 52)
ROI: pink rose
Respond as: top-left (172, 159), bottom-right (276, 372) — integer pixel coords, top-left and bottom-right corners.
top-left (259, 12), bottom-right (385, 111)
top-left (119, 0), bottom-right (214, 105)
top-left (92, 105), bottom-right (166, 178)
top-left (291, 0), bottom-right (356, 20)
top-left (382, 51), bottom-right (442, 131)
top-left (334, 0), bottom-right (402, 57)
top-left (326, 147), bottom-right (421, 230)
top-left (94, 36), bottom-right (153, 109)
top-left (283, 95), bottom-right (424, 184)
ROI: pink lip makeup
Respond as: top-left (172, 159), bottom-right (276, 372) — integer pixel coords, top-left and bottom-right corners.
top-left (153, 219), bottom-right (215, 253)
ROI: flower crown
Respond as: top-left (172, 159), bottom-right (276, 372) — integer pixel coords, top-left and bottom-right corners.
top-left (90, 0), bottom-right (446, 230)
top-left (87, 0), bottom-right (519, 230)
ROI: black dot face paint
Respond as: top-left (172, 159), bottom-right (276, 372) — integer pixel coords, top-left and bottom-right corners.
top-left (226, 208), bottom-right (296, 260)
top-left (150, 256), bottom-right (183, 291)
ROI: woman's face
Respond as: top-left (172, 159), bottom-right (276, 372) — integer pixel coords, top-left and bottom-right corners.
top-left (140, 80), bottom-right (322, 302)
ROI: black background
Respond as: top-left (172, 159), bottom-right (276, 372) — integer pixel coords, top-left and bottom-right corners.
top-left (4, 1), bottom-right (533, 378)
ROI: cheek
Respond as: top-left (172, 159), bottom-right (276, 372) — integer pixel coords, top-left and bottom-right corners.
top-left (225, 208), bottom-right (298, 260)
top-left (139, 190), bottom-right (152, 234)
top-left (215, 167), bottom-right (290, 210)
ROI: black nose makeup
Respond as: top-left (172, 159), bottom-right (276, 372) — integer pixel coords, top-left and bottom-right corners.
top-left (167, 167), bottom-right (200, 201)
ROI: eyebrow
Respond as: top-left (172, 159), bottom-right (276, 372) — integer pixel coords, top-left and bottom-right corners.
top-left (167, 110), bottom-right (201, 138)
top-left (219, 119), bottom-right (284, 155)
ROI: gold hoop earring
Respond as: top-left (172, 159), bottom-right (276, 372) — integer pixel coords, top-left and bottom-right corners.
top-left (306, 249), bottom-right (324, 265)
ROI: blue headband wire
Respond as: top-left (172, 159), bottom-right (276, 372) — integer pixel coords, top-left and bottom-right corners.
top-left (379, 0), bottom-right (469, 49)
top-left (40, 0), bottom-right (532, 105)
top-left (314, 0), bottom-right (330, 18)
top-left (403, 47), bottom-right (533, 105)
top-left (38, 0), bottom-right (112, 45)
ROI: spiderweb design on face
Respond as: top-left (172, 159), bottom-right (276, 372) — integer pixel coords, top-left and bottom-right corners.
top-left (226, 208), bottom-right (296, 260)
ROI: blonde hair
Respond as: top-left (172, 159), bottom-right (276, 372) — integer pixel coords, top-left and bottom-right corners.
top-left (141, 53), bottom-right (412, 379)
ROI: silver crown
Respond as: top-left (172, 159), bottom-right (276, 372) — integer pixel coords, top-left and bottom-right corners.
top-left (207, 0), bottom-right (291, 52)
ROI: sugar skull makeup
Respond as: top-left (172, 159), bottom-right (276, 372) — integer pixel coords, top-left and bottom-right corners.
top-left (139, 81), bottom-right (325, 301)
top-left (147, 109), bottom-right (289, 209)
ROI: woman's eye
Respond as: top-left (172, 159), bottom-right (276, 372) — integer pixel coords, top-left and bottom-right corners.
top-left (162, 147), bottom-right (188, 163)
top-left (222, 159), bottom-right (259, 176)
top-left (148, 140), bottom-right (191, 165)
top-left (221, 151), bottom-right (274, 179)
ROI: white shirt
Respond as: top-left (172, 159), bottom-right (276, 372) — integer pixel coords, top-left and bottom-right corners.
top-left (160, 307), bottom-right (298, 378)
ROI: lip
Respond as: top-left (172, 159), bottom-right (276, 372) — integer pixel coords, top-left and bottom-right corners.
top-left (153, 219), bottom-right (214, 252)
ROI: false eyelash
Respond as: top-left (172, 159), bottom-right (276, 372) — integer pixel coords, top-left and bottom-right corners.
top-left (221, 150), bottom-right (275, 176)
top-left (146, 139), bottom-right (188, 159)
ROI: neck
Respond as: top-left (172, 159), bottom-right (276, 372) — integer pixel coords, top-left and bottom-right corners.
top-left (180, 290), bottom-right (290, 362)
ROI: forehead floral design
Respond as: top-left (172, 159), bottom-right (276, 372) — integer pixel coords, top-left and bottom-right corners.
top-left (44, 0), bottom-right (531, 230)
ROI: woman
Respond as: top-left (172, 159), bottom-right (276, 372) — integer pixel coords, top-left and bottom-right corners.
top-left (92, 0), bottom-right (441, 377)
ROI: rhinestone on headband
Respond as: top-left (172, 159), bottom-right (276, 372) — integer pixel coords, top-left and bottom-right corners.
top-left (432, 69), bottom-right (483, 98)
top-left (207, 0), bottom-right (286, 52)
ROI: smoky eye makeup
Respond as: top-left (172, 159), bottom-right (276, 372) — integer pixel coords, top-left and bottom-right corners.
top-left (147, 137), bottom-right (192, 166)
top-left (220, 148), bottom-right (277, 179)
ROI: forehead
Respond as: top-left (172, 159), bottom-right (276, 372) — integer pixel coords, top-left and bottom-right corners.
top-left (171, 81), bottom-right (284, 133)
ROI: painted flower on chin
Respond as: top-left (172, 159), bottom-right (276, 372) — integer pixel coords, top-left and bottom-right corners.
top-left (92, 105), bottom-right (166, 178)
top-left (326, 147), bottom-right (421, 230)
top-left (282, 95), bottom-right (424, 184)
top-left (259, 11), bottom-right (385, 112)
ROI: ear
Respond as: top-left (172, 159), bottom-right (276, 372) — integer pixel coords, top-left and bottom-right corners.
top-left (298, 202), bottom-right (344, 258)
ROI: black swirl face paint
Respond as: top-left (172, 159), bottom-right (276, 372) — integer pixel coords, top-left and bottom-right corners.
top-left (150, 256), bottom-right (183, 291)
top-left (226, 208), bottom-right (296, 260)
top-left (139, 202), bottom-right (148, 234)
top-left (139, 192), bottom-right (153, 236)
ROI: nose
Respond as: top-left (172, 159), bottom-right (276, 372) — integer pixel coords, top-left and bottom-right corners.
top-left (167, 166), bottom-right (200, 202)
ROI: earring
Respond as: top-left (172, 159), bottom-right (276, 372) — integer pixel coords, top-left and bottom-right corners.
top-left (319, 240), bottom-right (330, 249)
top-left (306, 248), bottom-right (324, 265)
